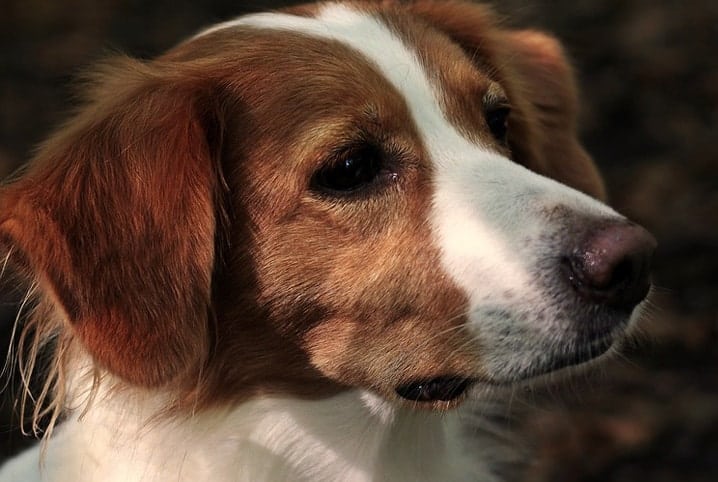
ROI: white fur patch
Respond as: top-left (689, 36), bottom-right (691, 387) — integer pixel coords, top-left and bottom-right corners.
top-left (0, 385), bottom-right (498, 482)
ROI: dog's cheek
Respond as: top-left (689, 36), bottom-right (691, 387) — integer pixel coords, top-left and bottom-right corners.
top-left (301, 312), bottom-right (479, 392)
top-left (294, 240), bottom-right (479, 390)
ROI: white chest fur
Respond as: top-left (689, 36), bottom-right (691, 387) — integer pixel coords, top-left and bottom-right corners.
top-left (0, 390), bottom-right (501, 482)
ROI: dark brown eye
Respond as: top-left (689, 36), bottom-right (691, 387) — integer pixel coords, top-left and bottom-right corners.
top-left (312, 145), bottom-right (384, 193)
top-left (485, 106), bottom-right (510, 144)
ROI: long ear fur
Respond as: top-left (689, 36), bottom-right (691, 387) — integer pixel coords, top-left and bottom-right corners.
top-left (0, 57), bottom-right (219, 387)
top-left (409, 0), bottom-right (606, 200)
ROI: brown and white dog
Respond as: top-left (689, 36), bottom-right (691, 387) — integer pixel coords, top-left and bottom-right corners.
top-left (0, 1), bottom-right (655, 481)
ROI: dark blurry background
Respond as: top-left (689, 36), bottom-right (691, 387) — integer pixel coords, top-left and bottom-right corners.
top-left (1, 1), bottom-right (716, 480)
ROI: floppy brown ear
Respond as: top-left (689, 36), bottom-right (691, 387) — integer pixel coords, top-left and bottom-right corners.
top-left (408, 0), bottom-right (606, 200)
top-left (0, 57), bottom-right (219, 387)
top-left (497, 30), bottom-right (607, 200)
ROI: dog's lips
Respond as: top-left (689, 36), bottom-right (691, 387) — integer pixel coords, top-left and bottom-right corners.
top-left (486, 334), bottom-right (618, 387)
top-left (393, 333), bottom-right (619, 403)
top-left (395, 376), bottom-right (473, 402)
top-left (547, 335), bottom-right (615, 371)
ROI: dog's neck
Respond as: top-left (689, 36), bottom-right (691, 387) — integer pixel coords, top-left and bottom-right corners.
top-left (27, 377), bottom-right (500, 482)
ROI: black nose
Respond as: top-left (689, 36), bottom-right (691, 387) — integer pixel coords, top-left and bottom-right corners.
top-left (563, 222), bottom-right (656, 310)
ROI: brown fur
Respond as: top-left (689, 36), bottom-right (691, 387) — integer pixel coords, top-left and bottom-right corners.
top-left (1, 59), bottom-right (218, 389)
top-left (0, 1), bottom-right (605, 423)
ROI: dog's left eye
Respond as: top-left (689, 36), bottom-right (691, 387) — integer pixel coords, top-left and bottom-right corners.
top-left (312, 145), bottom-right (385, 194)
top-left (485, 106), bottom-right (510, 144)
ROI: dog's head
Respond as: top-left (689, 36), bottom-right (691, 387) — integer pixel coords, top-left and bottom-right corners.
top-left (0, 1), bottom-right (655, 410)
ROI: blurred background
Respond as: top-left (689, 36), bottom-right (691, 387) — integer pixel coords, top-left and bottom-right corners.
top-left (1, 0), bottom-right (716, 480)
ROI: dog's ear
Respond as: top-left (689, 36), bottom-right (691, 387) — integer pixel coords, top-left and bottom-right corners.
top-left (0, 57), bottom-right (221, 387)
top-left (496, 30), bottom-right (607, 200)
top-left (409, 0), bottom-right (606, 200)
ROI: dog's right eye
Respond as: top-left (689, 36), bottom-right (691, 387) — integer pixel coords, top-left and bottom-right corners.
top-left (311, 145), bottom-right (385, 194)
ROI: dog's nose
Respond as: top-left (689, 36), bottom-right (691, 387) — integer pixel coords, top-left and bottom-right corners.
top-left (563, 222), bottom-right (656, 310)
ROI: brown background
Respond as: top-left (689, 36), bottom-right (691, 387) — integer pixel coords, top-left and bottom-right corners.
top-left (1, 1), bottom-right (716, 480)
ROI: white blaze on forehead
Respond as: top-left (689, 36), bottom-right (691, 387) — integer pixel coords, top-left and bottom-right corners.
top-left (197, 3), bottom-right (449, 140)
top-left (197, 4), bottom-right (618, 331)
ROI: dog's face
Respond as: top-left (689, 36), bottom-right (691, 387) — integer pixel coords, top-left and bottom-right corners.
top-left (0, 1), bottom-right (654, 410)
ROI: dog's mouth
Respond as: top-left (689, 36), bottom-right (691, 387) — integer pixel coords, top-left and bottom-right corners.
top-left (526, 335), bottom-right (616, 380)
top-left (488, 333), bottom-right (618, 386)
top-left (395, 376), bottom-right (473, 402)
top-left (395, 334), bottom-right (618, 403)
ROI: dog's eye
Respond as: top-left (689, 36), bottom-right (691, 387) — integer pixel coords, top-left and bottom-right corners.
top-left (485, 106), bottom-right (510, 144)
top-left (312, 145), bottom-right (384, 193)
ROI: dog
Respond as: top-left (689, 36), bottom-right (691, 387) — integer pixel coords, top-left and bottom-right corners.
top-left (0, 1), bottom-right (656, 480)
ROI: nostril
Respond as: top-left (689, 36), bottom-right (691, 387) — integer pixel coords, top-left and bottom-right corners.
top-left (609, 257), bottom-right (635, 289)
top-left (564, 222), bottom-right (656, 310)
